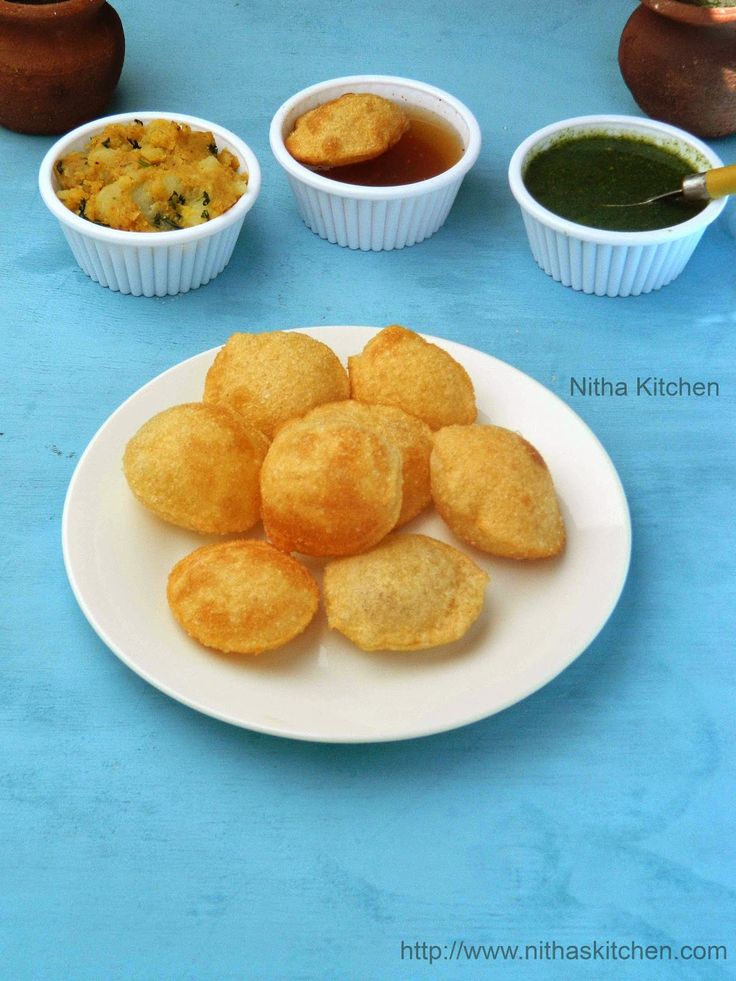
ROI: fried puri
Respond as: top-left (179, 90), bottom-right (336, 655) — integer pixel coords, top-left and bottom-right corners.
top-left (300, 400), bottom-right (432, 526)
top-left (348, 325), bottom-right (477, 430)
top-left (285, 93), bottom-right (410, 169)
top-left (260, 418), bottom-right (402, 557)
top-left (430, 424), bottom-right (566, 559)
top-left (324, 533), bottom-right (489, 651)
top-left (123, 402), bottom-right (269, 534)
top-left (167, 540), bottom-right (319, 654)
top-left (203, 331), bottom-right (350, 439)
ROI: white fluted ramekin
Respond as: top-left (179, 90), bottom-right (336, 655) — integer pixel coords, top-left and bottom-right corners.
top-left (269, 75), bottom-right (481, 251)
top-left (39, 111), bottom-right (261, 297)
top-left (508, 115), bottom-right (725, 297)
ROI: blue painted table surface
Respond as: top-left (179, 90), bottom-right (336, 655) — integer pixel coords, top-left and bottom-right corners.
top-left (1, 1), bottom-right (734, 978)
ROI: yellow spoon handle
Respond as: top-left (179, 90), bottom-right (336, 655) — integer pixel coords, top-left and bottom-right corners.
top-left (704, 164), bottom-right (736, 199)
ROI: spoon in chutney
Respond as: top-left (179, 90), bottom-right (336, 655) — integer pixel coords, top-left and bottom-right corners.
top-left (605, 163), bottom-right (736, 207)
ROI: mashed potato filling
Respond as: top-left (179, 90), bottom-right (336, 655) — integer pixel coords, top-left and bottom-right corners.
top-left (55, 118), bottom-right (247, 232)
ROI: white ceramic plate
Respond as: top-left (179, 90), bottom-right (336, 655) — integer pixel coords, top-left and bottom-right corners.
top-left (62, 327), bottom-right (631, 743)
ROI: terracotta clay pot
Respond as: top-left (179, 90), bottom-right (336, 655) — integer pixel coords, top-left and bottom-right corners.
top-left (619, 0), bottom-right (736, 138)
top-left (0, 0), bottom-right (124, 135)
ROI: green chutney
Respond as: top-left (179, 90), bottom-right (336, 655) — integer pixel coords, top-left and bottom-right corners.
top-left (523, 134), bottom-right (707, 231)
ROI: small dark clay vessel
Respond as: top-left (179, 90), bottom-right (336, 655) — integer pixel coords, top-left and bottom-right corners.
top-left (619, 0), bottom-right (736, 139)
top-left (0, 0), bottom-right (124, 135)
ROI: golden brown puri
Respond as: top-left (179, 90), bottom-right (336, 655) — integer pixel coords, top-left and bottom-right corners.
top-left (203, 331), bottom-right (350, 439)
top-left (300, 400), bottom-right (432, 527)
top-left (348, 324), bottom-right (477, 431)
top-left (167, 540), bottom-right (319, 654)
top-left (123, 402), bottom-right (269, 534)
top-left (260, 418), bottom-right (402, 557)
top-left (285, 93), bottom-right (410, 169)
top-left (324, 533), bottom-right (489, 651)
top-left (430, 424), bottom-right (566, 560)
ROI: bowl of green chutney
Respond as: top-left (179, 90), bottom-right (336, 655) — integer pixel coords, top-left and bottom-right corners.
top-left (508, 114), bottom-right (726, 296)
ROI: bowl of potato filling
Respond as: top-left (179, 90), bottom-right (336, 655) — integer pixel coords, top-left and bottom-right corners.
top-left (39, 111), bottom-right (261, 297)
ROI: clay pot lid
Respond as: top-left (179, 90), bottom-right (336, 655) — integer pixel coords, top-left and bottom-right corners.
top-left (0, 0), bottom-right (104, 21)
top-left (641, 0), bottom-right (736, 24)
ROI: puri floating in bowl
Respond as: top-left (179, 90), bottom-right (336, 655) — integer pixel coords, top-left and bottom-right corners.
top-left (270, 75), bottom-right (481, 251)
